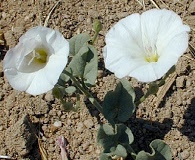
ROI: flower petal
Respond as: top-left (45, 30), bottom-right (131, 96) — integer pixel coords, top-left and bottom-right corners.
top-left (4, 68), bottom-right (35, 92)
top-left (3, 26), bottom-right (69, 95)
top-left (104, 13), bottom-right (147, 78)
top-left (140, 9), bottom-right (190, 57)
top-left (103, 9), bottom-right (190, 82)
top-left (26, 54), bottom-right (68, 95)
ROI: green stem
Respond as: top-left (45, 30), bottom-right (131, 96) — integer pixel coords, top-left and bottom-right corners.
top-left (63, 70), bottom-right (103, 113)
top-left (135, 69), bottom-right (174, 106)
top-left (127, 145), bottom-right (136, 160)
top-left (135, 95), bottom-right (147, 106)
top-left (91, 31), bottom-right (99, 45)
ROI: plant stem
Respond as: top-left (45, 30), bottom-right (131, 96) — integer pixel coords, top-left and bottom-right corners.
top-left (126, 145), bottom-right (136, 160)
top-left (91, 31), bottom-right (98, 45)
top-left (135, 95), bottom-right (146, 106)
top-left (63, 70), bottom-right (103, 113)
top-left (135, 82), bottom-right (158, 106)
top-left (135, 67), bottom-right (175, 106)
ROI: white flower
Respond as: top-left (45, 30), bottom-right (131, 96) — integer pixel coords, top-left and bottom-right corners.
top-left (103, 9), bottom-right (190, 82)
top-left (3, 26), bottom-right (69, 95)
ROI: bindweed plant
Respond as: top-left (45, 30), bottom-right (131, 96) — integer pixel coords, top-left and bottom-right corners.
top-left (3, 9), bottom-right (190, 160)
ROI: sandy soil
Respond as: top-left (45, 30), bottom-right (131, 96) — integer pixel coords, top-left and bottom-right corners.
top-left (0, 0), bottom-right (195, 160)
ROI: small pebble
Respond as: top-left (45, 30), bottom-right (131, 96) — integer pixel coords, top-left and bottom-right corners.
top-left (48, 144), bottom-right (55, 152)
top-left (180, 149), bottom-right (190, 159)
top-left (2, 12), bottom-right (6, 19)
top-left (88, 145), bottom-right (94, 152)
top-left (76, 122), bottom-right (84, 133)
top-left (78, 15), bottom-right (85, 22)
top-left (176, 98), bottom-right (182, 106)
top-left (189, 0), bottom-right (195, 12)
top-left (42, 125), bottom-right (47, 131)
top-left (61, 115), bottom-right (66, 119)
top-left (0, 125), bottom-right (3, 131)
top-left (186, 79), bottom-right (191, 88)
top-left (57, 111), bottom-right (62, 117)
top-left (176, 76), bottom-right (185, 88)
top-left (97, 70), bottom-right (104, 78)
top-left (84, 119), bottom-right (94, 129)
top-left (45, 91), bottom-right (54, 101)
top-left (67, 119), bottom-right (72, 126)
top-left (49, 138), bottom-right (54, 144)
top-left (186, 99), bottom-right (191, 105)
top-left (53, 121), bottom-right (62, 127)
top-left (82, 142), bottom-right (90, 150)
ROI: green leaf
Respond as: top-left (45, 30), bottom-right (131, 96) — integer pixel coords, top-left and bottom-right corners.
top-left (117, 124), bottom-right (134, 145)
top-left (83, 45), bottom-right (98, 86)
top-left (62, 101), bottom-right (77, 112)
top-left (65, 86), bottom-right (76, 95)
top-left (97, 124), bottom-right (134, 156)
top-left (52, 86), bottom-right (65, 99)
top-left (99, 153), bottom-right (112, 160)
top-left (66, 33), bottom-right (98, 87)
top-left (99, 145), bottom-right (127, 160)
top-left (97, 124), bottom-right (116, 152)
top-left (136, 139), bottom-right (172, 160)
top-left (103, 79), bottom-right (135, 125)
top-left (59, 71), bottom-right (70, 83)
top-left (109, 144), bottom-right (127, 158)
top-left (66, 44), bottom-right (98, 86)
top-left (93, 19), bottom-right (102, 33)
top-left (146, 82), bottom-right (159, 96)
top-left (67, 45), bottom-right (89, 77)
top-left (102, 123), bottom-right (115, 135)
top-left (69, 33), bottom-right (91, 56)
top-left (75, 93), bottom-right (81, 110)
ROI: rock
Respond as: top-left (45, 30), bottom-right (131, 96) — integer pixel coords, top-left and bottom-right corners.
top-left (88, 9), bottom-right (98, 17)
top-left (176, 60), bottom-right (187, 75)
top-left (0, 125), bottom-right (3, 131)
top-left (76, 122), bottom-right (84, 133)
top-left (189, 0), bottom-right (195, 13)
top-left (5, 114), bottom-right (36, 157)
top-left (180, 149), bottom-right (190, 159)
top-left (185, 15), bottom-right (195, 28)
top-left (84, 119), bottom-right (94, 129)
top-left (44, 91), bottom-right (54, 102)
top-left (186, 79), bottom-right (191, 88)
top-left (48, 144), bottom-right (55, 152)
top-left (176, 76), bottom-right (185, 88)
top-left (97, 70), bottom-right (104, 78)
top-left (1, 12), bottom-right (6, 19)
top-left (4, 30), bottom-right (15, 47)
top-left (53, 120), bottom-right (62, 127)
top-left (32, 99), bottom-right (49, 115)
top-left (117, 12), bottom-right (129, 19)
top-left (82, 141), bottom-right (90, 150)
top-left (78, 15), bottom-right (85, 22)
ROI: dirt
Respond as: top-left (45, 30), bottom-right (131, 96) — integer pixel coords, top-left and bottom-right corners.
top-left (0, 0), bottom-right (195, 160)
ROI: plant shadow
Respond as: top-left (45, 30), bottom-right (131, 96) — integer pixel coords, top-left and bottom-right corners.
top-left (84, 93), bottom-right (103, 124)
top-left (179, 97), bottom-right (195, 142)
top-left (0, 44), bottom-right (8, 61)
top-left (127, 117), bottom-right (173, 154)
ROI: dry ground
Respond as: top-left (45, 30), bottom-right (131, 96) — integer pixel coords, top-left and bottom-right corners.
top-left (0, 0), bottom-right (195, 160)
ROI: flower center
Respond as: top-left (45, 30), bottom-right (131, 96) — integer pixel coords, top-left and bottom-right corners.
top-left (145, 54), bottom-right (159, 62)
top-left (18, 48), bottom-right (49, 73)
top-left (144, 45), bottom-right (159, 63)
top-left (28, 48), bottom-right (48, 65)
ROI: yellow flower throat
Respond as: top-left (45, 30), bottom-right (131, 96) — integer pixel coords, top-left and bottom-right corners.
top-left (28, 48), bottom-right (48, 65)
top-left (145, 54), bottom-right (159, 63)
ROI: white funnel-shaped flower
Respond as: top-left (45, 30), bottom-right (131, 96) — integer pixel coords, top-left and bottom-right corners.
top-left (3, 26), bottom-right (69, 95)
top-left (103, 9), bottom-right (190, 82)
